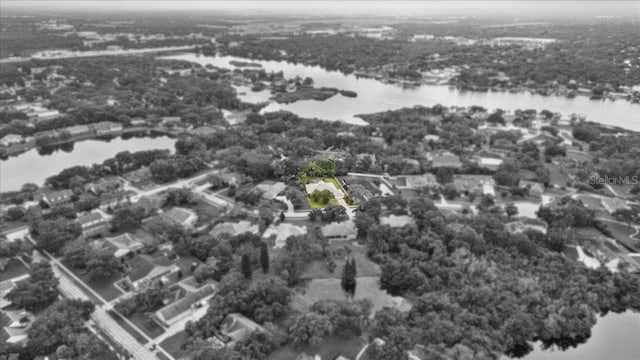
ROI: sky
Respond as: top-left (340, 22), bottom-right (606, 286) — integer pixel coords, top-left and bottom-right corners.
top-left (1, 0), bottom-right (639, 19)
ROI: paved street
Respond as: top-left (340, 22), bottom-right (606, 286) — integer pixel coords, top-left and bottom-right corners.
top-left (31, 246), bottom-right (175, 360)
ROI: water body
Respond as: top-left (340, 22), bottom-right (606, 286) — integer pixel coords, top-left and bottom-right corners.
top-left (0, 135), bottom-right (175, 192)
top-left (508, 311), bottom-right (640, 360)
top-left (162, 53), bottom-right (640, 131)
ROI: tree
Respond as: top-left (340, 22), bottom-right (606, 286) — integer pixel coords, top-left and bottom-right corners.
top-left (259, 242), bottom-right (270, 273)
top-left (505, 202), bottom-right (519, 218)
top-left (289, 312), bottom-right (333, 347)
top-left (6, 207), bottom-right (25, 221)
top-left (111, 205), bottom-right (146, 230)
top-left (63, 238), bottom-right (89, 269)
top-left (341, 257), bottom-right (357, 297)
top-left (321, 205), bottom-right (348, 223)
top-left (241, 254), bottom-right (253, 279)
top-left (6, 261), bottom-right (59, 311)
top-left (86, 251), bottom-right (120, 281)
top-left (31, 218), bottom-right (82, 254)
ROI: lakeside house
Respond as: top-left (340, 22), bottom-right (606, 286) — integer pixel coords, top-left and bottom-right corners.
top-left (0, 134), bottom-right (23, 147)
top-left (320, 220), bottom-right (357, 241)
top-left (41, 189), bottom-right (73, 207)
top-left (77, 210), bottom-right (110, 237)
top-left (92, 121), bottom-right (123, 135)
top-left (64, 125), bottom-right (91, 137)
top-left (85, 176), bottom-right (122, 195)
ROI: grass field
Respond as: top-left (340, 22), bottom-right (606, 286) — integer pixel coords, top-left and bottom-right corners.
top-left (128, 312), bottom-right (165, 339)
top-left (61, 259), bottom-right (124, 302)
top-left (160, 330), bottom-right (189, 359)
top-left (268, 335), bottom-right (366, 360)
top-left (305, 177), bottom-right (349, 209)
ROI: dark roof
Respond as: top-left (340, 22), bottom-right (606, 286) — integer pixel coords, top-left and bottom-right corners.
top-left (126, 255), bottom-right (156, 282)
top-left (156, 284), bottom-right (215, 323)
top-left (77, 211), bottom-right (107, 226)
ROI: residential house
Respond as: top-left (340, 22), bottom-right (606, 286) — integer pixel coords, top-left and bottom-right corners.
top-left (77, 210), bottom-right (110, 236)
top-left (123, 166), bottom-right (151, 184)
top-left (474, 157), bottom-right (503, 171)
top-left (33, 129), bottom-right (58, 139)
top-left (161, 116), bottom-right (182, 126)
top-left (161, 207), bottom-right (198, 229)
top-left (392, 174), bottom-right (439, 189)
top-left (220, 313), bottom-right (267, 348)
top-left (0, 134), bottom-right (23, 147)
top-left (453, 175), bottom-right (496, 196)
top-left (85, 176), bottom-right (122, 195)
top-left (190, 126), bottom-right (219, 136)
top-left (321, 220), bottom-right (357, 241)
top-left (41, 189), bottom-right (73, 207)
top-left (601, 197), bottom-right (629, 215)
top-left (423, 134), bottom-right (441, 144)
top-left (306, 180), bottom-right (344, 199)
top-left (254, 181), bottom-right (287, 200)
top-left (519, 180), bottom-right (544, 197)
top-left (210, 220), bottom-right (260, 238)
top-left (34, 110), bottom-right (61, 121)
top-left (136, 194), bottom-right (166, 214)
top-left (490, 139), bottom-right (517, 154)
top-left (103, 233), bottom-right (144, 258)
top-left (379, 214), bottom-right (415, 228)
top-left (130, 118), bottom-right (147, 127)
top-left (264, 223), bottom-right (308, 249)
top-left (1, 311), bottom-right (29, 345)
top-left (64, 125), bottom-right (91, 137)
top-left (154, 279), bottom-right (216, 327)
top-left (429, 152), bottom-right (463, 169)
top-left (124, 254), bottom-right (180, 290)
top-left (0, 274), bottom-right (30, 309)
top-left (92, 121), bottom-right (123, 135)
top-left (99, 192), bottom-right (131, 211)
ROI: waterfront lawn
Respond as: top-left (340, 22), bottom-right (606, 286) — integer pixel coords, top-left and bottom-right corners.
top-left (160, 330), bottom-right (189, 359)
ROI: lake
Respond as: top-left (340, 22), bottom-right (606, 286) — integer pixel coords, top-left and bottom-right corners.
top-left (507, 311), bottom-right (640, 360)
top-left (0, 135), bottom-right (175, 192)
top-left (162, 53), bottom-right (640, 131)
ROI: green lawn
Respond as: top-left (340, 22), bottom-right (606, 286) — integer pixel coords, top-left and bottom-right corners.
top-left (268, 335), bottom-right (366, 360)
top-left (305, 177), bottom-right (349, 209)
top-left (307, 197), bottom-right (341, 209)
top-left (61, 259), bottom-right (124, 302)
top-left (128, 312), bottom-right (165, 339)
top-left (160, 330), bottom-right (189, 359)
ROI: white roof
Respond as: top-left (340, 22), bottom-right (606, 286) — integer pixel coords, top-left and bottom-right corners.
top-left (305, 181), bottom-right (343, 199)
top-left (380, 215), bottom-right (414, 228)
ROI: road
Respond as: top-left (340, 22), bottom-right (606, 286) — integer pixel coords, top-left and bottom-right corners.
top-left (30, 242), bottom-right (175, 360)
